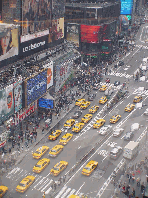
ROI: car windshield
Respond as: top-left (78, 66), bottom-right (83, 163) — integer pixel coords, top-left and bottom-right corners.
top-left (51, 149), bottom-right (57, 153)
top-left (65, 122), bottom-right (70, 125)
top-left (51, 133), bottom-right (56, 136)
top-left (84, 167), bottom-right (91, 171)
top-left (0, 190), bottom-right (3, 194)
top-left (112, 117), bottom-right (116, 120)
top-left (19, 183), bottom-right (26, 187)
top-left (35, 164), bottom-right (41, 168)
top-left (91, 107), bottom-right (95, 110)
top-left (35, 151), bottom-right (41, 154)
top-left (61, 137), bottom-right (67, 140)
top-left (74, 125), bottom-right (79, 128)
top-left (84, 116), bottom-right (88, 119)
top-left (83, 104), bottom-right (87, 106)
top-left (53, 167), bottom-right (59, 171)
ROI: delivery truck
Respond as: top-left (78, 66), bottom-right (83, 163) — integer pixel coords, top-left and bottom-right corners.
top-left (123, 141), bottom-right (139, 160)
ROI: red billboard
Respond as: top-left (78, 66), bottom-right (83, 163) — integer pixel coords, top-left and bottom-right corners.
top-left (80, 24), bottom-right (102, 43)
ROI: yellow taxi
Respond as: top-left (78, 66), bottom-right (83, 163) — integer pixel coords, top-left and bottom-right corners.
top-left (16, 175), bottom-right (35, 193)
top-left (99, 85), bottom-right (107, 91)
top-left (32, 146), bottom-right (49, 159)
top-left (48, 130), bottom-right (62, 141)
top-left (48, 145), bottom-right (64, 157)
top-left (75, 99), bottom-right (85, 106)
top-left (68, 195), bottom-right (80, 198)
top-left (133, 96), bottom-right (142, 103)
top-left (124, 104), bottom-right (135, 112)
top-left (110, 115), bottom-right (121, 124)
top-left (72, 122), bottom-right (85, 133)
top-left (99, 96), bottom-right (108, 104)
top-left (80, 101), bottom-right (90, 110)
top-left (93, 118), bottom-right (105, 129)
top-left (64, 119), bottom-right (75, 129)
top-left (50, 161), bottom-right (68, 176)
top-left (0, 186), bottom-right (8, 197)
top-left (33, 158), bottom-right (50, 173)
top-left (59, 133), bottom-right (73, 145)
top-left (89, 105), bottom-right (99, 114)
top-left (81, 114), bottom-right (92, 123)
top-left (82, 160), bottom-right (98, 176)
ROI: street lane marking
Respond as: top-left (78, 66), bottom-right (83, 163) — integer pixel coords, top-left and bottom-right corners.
top-left (75, 182), bottom-right (85, 195)
top-left (41, 179), bottom-right (53, 193)
top-left (61, 188), bottom-right (71, 198)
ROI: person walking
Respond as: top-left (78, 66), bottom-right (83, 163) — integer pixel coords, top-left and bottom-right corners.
top-left (42, 192), bottom-right (45, 198)
top-left (34, 134), bottom-right (37, 142)
top-left (141, 182), bottom-right (145, 194)
top-left (42, 127), bottom-right (45, 134)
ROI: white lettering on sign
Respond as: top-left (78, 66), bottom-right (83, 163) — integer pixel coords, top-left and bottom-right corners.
top-left (22, 41), bottom-right (46, 53)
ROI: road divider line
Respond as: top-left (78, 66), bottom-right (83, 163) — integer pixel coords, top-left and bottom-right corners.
top-left (41, 179), bottom-right (53, 193)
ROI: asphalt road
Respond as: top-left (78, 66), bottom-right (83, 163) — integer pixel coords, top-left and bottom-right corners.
top-left (1, 24), bottom-right (148, 198)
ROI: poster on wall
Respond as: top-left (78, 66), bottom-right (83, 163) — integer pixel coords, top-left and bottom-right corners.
top-left (66, 23), bottom-right (79, 47)
top-left (13, 77), bottom-right (22, 113)
top-left (25, 69), bottom-right (47, 107)
top-left (0, 85), bottom-right (14, 124)
top-left (0, 26), bottom-right (19, 62)
top-left (22, 0), bottom-right (52, 35)
top-left (49, 17), bottom-right (64, 43)
top-left (43, 61), bottom-right (53, 89)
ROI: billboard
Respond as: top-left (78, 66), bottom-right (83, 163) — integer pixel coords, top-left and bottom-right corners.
top-left (13, 77), bottom-right (22, 113)
top-left (66, 23), bottom-right (79, 47)
top-left (25, 69), bottom-right (47, 107)
top-left (55, 61), bottom-right (73, 92)
top-left (102, 24), bottom-right (110, 40)
top-left (49, 18), bottom-right (64, 43)
top-left (0, 84), bottom-right (14, 124)
top-left (120, 0), bottom-right (133, 15)
top-left (38, 98), bottom-right (54, 109)
top-left (101, 40), bottom-right (112, 53)
top-left (0, 26), bottom-right (19, 62)
top-left (80, 24), bottom-right (102, 43)
top-left (43, 61), bottom-right (53, 90)
top-left (22, 0), bottom-right (52, 35)
top-left (52, 0), bottom-right (65, 19)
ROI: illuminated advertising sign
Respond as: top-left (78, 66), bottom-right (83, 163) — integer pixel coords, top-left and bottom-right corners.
top-left (120, 0), bottom-right (133, 15)
top-left (101, 40), bottom-right (112, 53)
top-left (43, 61), bottom-right (53, 89)
top-left (0, 26), bottom-right (18, 62)
top-left (38, 98), bottom-right (54, 109)
top-left (49, 18), bottom-right (64, 43)
top-left (67, 23), bottom-right (79, 47)
top-left (80, 24), bottom-right (102, 43)
top-left (14, 101), bottom-right (37, 125)
top-left (0, 84), bottom-right (14, 124)
top-left (22, 0), bottom-right (52, 35)
top-left (125, 15), bottom-right (132, 20)
top-left (25, 69), bottom-right (47, 107)
top-left (13, 77), bottom-right (22, 113)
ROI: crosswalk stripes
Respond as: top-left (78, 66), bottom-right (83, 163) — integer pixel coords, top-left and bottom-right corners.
top-left (55, 186), bottom-right (84, 198)
top-left (108, 71), bottom-right (133, 79)
top-left (132, 89), bottom-right (148, 96)
top-left (5, 167), bottom-right (53, 195)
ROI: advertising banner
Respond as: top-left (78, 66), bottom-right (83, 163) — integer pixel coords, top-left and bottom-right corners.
top-left (49, 18), bottom-right (64, 43)
top-left (25, 69), bottom-right (47, 107)
top-left (66, 23), bottom-right (79, 47)
top-left (19, 34), bottom-right (48, 58)
top-left (80, 24), bottom-right (102, 43)
top-left (55, 61), bottom-right (73, 92)
top-left (43, 61), bottom-right (53, 89)
top-left (22, 0), bottom-right (52, 35)
top-left (120, 0), bottom-right (133, 15)
top-left (14, 101), bottom-right (37, 125)
top-left (38, 98), bottom-right (54, 109)
top-left (0, 26), bottom-right (19, 62)
top-left (13, 77), bottom-right (22, 113)
top-left (0, 84), bottom-right (14, 124)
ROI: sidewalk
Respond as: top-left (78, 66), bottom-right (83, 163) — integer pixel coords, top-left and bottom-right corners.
top-left (0, 85), bottom-right (87, 174)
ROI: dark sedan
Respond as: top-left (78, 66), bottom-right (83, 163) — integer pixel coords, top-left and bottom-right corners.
top-left (72, 111), bottom-right (82, 119)
top-left (88, 93), bottom-right (96, 101)
top-left (114, 81), bottom-right (120, 86)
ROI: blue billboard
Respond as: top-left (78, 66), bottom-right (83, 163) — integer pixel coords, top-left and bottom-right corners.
top-left (26, 70), bottom-right (47, 107)
top-left (38, 98), bottom-right (54, 109)
top-left (120, 0), bottom-right (133, 15)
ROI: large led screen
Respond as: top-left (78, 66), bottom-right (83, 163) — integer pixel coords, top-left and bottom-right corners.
top-left (120, 0), bottom-right (133, 15)
top-left (25, 69), bottom-right (47, 107)
top-left (13, 77), bottom-right (22, 113)
top-left (66, 23), bottom-right (79, 47)
top-left (80, 25), bottom-right (102, 43)
top-left (22, 0), bottom-right (52, 35)
top-left (0, 85), bottom-right (14, 124)
top-left (0, 27), bottom-right (18, 62)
